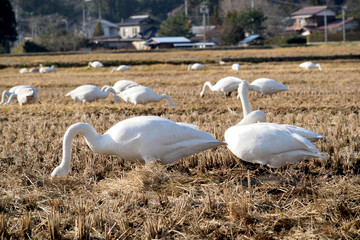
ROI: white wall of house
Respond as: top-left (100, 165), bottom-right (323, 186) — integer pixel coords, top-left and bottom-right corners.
top-left (120, 26), bottom-right (140, 38)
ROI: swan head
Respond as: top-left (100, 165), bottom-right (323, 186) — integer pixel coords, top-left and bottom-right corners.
top-left (187, 64), bottom-right (192, 71)
top-left (316, 64), bottom-right (322, 71)
top-left (51, 165), bottom-right (70, 177)
top-left (236, 80), bottom-right (251, 99)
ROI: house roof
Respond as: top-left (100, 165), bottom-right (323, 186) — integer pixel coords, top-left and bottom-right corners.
top-left (239, 35), bottom-right (262, 43)
top-left (145, 37), bottom-right (191, 45)
top-left (291, 6), bottom-right (327, 16)
top-left (119, 15), bottom-right (160, 26)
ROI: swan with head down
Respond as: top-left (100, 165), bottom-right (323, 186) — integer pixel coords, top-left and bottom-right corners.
top-left (224, 81), bottom-right (325, 167)
top-left (200, 76), bottom-right (243, 98)
top-left (119, 85), bottom-right (177, 107)
top-left (65, 85), bottom-right (121, 103)
top-left (1, 85), bottom-right (39, 105)
top-left (51, 116), bottom-right (226, 177)
top-left (101, 80), bottom-right (139, 94)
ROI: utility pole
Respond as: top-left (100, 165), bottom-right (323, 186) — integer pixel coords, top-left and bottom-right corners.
top-left (342, 5), bottom-right (346, 41)
top-left (251, 0), bottom-right (254, 9)
top-left (324, 6), bottom-right (327, 43)
top-left (184, 0), bottom-right (188, 17)
top-left (199, 2), bottom-right (209, 47)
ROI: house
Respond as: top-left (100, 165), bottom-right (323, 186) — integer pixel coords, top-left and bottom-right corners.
top-left (144, 37), bottom-right (191, 49)
top-left (238, 35), bottom-right (264, 47)
top-left (119, 15), bottom-right (160, 39)
top-left (89, 19), bottom-right (119, 37)
top-left (284, 6), bottom-right (358, 35)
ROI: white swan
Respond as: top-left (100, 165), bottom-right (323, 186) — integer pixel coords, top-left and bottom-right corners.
top-left (299, 62), bottom-right (322, 71)
top-left (16, 88), bottom-right (37, 106)
top-left (29, 67), bottom-right (39, 73)
top-left (232, 63), bottom-right (241, 71)
top-left (119, 86), bottom-right (177, 107)
top-left (200, 76), bottom-right (243, 97)
top-left (111, 65), bottom-right (130, 73)
top-left (19, 68), bottom-right (29, 74)
top-left (65, 85), bottom-right (121, 103)
top-left (249, 78), bottom-right (289, 96)
top-left (224, 81), bottom-right (325, 167)
top-left (101, 80), bottom-right (139, 94)
top-left (39, 65), bottom-right (56, 73)
top-left (51, 116), bottom-right (226, 177)
top-left (1, 85), bottom-right (38, 105)
top-left (237, 81), bottom-right (325, 142)
top-left (188, 63), bottom-right (205, 71)
top-left (88, 61), bottom-right (104, 68)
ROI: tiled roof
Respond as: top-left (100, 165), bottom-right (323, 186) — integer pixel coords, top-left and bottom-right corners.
top-left (292, 6), bottom-right (327, 16)
top-left (119, 15), bottom-right (159, 26)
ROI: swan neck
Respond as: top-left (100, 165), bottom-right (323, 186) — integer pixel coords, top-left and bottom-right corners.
top-left (238, 82), bottom-right (252, 117)
top-left (160, 94), bottom-right (177, 107)
top-left (60, 123), bottom-right (100, 173)
top-left (0, 90), bottom-right (9, 104)
top-left (200, 81), bottom-right (212, 96)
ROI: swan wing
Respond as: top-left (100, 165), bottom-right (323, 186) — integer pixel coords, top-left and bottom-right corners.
top-left (105, 116), bottom-right (224, 164)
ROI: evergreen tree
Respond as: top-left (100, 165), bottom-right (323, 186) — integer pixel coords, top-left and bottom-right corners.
top-left (0, 0), bottom-right (17, 53)
top-left (93, 21), bottom-right (104, 37)
top-left (157, 14), bottom-right (194, 38)
top-left (220, 11), bottom-right (244, 45)
top-left (238, 8), bottom-right (267, 35)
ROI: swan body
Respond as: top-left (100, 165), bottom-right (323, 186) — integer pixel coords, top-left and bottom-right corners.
top-left (1, 85), bottom-right (38, 105)
top-left (225, 123), bottom-right (324, 167)
top-left (65, 85), bottom-right (121, 103)
top-left (16, 88), bottom-right (37, 105)
top-left (29, 67), bottom-right (39, 73)
top-left (200, 76), bottom-right (243, 97)
top-left (237, 81), bottom-right (325, 142)
top-left (39, 65), bottom-right (56, 73)
top-left (232, 64), bottom-right (241, 71)
top-left (119, 86), bottom-right (177, 107)
top-left (224, 81), bottom-right (325, 167)
top-left (237, 110), bottom-right (325, 142)
top-left (299, 62), bottom-right (322, 71)
top-left (101, 80), bottom-right (139, 94)
top-left (88, 61), bottom-right (104, 68)
top-left (51, 116), bottom-right (226, 177)
top-left (19, 68), bottom-right (29, 74)
top-left (188, 63), bottom-right (205, 71)
top-left (249, 78), bottom-right (289, 96)
top-left (111, 65), bottom-right (130, 72)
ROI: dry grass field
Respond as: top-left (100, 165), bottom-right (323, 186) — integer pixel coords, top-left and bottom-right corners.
top-left (0, 44), bottom-right (360, 239)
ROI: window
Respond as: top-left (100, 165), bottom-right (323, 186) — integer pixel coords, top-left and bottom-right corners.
top-left (132, 28), bottom-right (137, 36)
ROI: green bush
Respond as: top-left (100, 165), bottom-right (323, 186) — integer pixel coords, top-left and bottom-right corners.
top-left (286, 36), bottom-right (306, 44)
top-left (23, 41), bottom-right (48, 52)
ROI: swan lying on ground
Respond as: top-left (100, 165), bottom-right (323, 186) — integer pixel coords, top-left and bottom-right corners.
top-left (232, 63), bottom-right (241, 71)
top-left (200, 76), bottom-right (243, 97)
top-left (188, 63), bottom-right (205, 71)
top-left (88, 61), bottom-right (104, 68)
top-left (237, 81), bottom-right (325, 142)
top-left (65, 85), bottom-right (121, 103)
top-left (101, 80), bottom-right (139, 94)
top-left (111, 65), bottom-right (131, 72)
top-left (19, 68), bottom-right (29, 74)
top-left (1, 85), bottom-right (39, 105)
top-left (249, 78), bottom-right (289, 96)
top-left (299, 62), bottom-right (322, 71)
top-left (39, 65), bottom-right (56, 73)
top-left (119, 85), bottom-right (177, 107)
top-left (224, 81), bottom-right (325, 167)
top-left (51, 116), bottom-right (226, 177)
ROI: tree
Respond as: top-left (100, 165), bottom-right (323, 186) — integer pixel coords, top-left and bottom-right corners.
top-left (93, 21), bottom-right (104, 37)
top-left (220, 11), bottom-right (244, 45)
top-left (0, 0), bottom-right (17, 53)
top-left (238, 8), bottom-right (267, 35)
top-left (157, 14), bottom-right (194, 38)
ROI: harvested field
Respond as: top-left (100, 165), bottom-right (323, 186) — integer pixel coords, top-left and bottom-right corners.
top-left (0, 44), bottom-right (360, 239)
